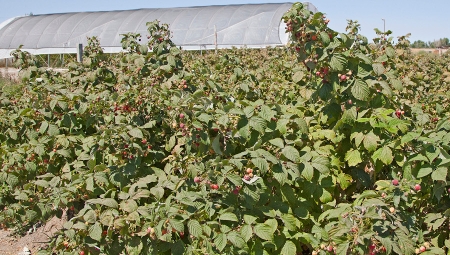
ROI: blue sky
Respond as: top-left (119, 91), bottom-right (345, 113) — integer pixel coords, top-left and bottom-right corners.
top-left (0, 0), bottom-right (448, 44)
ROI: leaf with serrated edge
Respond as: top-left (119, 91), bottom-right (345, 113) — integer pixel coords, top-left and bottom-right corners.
top-left (128, 128), bottom-right (143, 138)
top-left (282, 146), bottom-right (301, 163)
top-left (214, 233), bottom-right (227, 252)
top-left (241, 224), bottom-right (253, 242)
top-left (219, 212), bottom-right (238, 222)
top-left (269, 138), bottom-right (285, 148)
top-left (351, 79), bottom-right (370, 101)
top-left (227, 231), bottom-right (245, 248)
top-left (345, 149), bottom-right (362, 167)
top-left (254, 224), bottom-right (273, 241)
top-left (302, 162), bottom-right (314, 181)
top-left (281, 240), bottom-right (297, 255)
top-left (431, 167), bottom-right (448, 181)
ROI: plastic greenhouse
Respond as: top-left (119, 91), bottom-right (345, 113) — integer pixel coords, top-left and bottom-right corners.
top-left (0, 2), bottom-right (317, 60)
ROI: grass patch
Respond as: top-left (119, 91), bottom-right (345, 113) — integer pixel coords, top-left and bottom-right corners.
top-left (0, 73), bottom-right (23, 97)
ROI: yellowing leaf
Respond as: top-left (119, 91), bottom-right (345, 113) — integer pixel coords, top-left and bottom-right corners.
top-left (345, 149), bottom-right (362, 167)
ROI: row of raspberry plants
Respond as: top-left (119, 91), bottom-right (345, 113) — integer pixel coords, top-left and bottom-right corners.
top-left (0, 3), bottom-right (449, 255)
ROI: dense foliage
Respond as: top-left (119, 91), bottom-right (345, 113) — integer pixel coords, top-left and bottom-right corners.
top-left (1, 3), bottom-right (450, 254)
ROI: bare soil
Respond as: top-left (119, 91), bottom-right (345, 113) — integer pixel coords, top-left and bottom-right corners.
top-left (0, 67), bottom-right (19, 81)
top-left (0, 214), bottom-right (66, 255)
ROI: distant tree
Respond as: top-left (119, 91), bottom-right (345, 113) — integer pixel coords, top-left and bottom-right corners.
top-left (411, 40), bottom-right (428, 48)
top-left (410, 38), bottom-right (449, 48)
top-left (428, 38), bottom-right (449, 48)
top-left (429, 41), bottom-right (436, 48)
top-left (439, 38), bottom-right (449, 47)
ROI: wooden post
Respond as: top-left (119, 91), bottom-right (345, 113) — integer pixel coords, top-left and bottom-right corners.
top-left (77, 43), bottom-right (83, 63)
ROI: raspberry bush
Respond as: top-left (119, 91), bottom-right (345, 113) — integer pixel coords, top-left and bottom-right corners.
top-left (0, 3), bottom-right (449, 255)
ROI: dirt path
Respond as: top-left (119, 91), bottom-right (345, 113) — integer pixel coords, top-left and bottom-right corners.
top-left (0, 215), bottom-right (66, 255)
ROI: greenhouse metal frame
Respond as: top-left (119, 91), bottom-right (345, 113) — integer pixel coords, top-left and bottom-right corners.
top-left (0, 2), bottom-right (317, 60)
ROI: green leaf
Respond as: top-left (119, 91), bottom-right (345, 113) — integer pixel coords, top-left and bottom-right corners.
top-left (87, 198), bottom-right (119, 209)
top-left (320, 31), bottom-right (330, 45)
top-left (254, 223), bottom-right (274, 241)
top-left (150, 187), bottom-right (164, 200)
top-left (357, 63), bottom-right (372, 78)
top-left (378, 81), bottom-right (393, 97)
top-left (39, 121), bottom-right (49, 134)
top-left (34, 180), bottom-right (49, 188)
top-left (241, 224), bottom-right (253, 242)
top-left (356, 53), bottom-right (373, 64)
top-left (214, 233), bottom-right (227, 252)
top-left (302, 162), bottom-right (314, 181)
top-left (336, 242), bottom-right (350, 255)
top-left (345, 149), bottom-right (362, 167)
top-left (311, 156), bottom-right (330, 174)
top-left (373, 146), bottom-right (393, 165)
top-left (169, 218), bottom-right (184, 232)
top-left (282, 146), bottom-right (301, 163)
top-left (171, 240), bottom-right (185, 255)
top-left (281, 240), bottom-right (297, 255)
top-left (293, 71), bottom-right (304, 83)
top-left (431, 167), bottom-right (448, 181)
top-left (121, 200), bottom-right (138, 213)
top-left (57, 149), bottom-right (71, 158)
top-left (375, 54), bottom-right (388, 63)
top-left (142, 120), bottom-right (156, 128)
top-left (330, 54), bottom-right (347, 71)
top-left (78, 102), bottom-right (88, 114)
top-left (212, 135), bottom-right (223, 155)
top-left (351, 132), bottom-right (364, 147)
top-left (227, 231), bottom-right (245, 248)
top-left (337, 173), bottom-right (353, 190)
top-left (372, 63), bottom-right (385, 76)
top-left (363, 132), bottom-right (380, 152)
top-left (166, 135), bottom-right (176, 152)
top-left (128, 128), bottom-right (143, 138)
top-left (264, 218), bottom-right (278, 234)
top-left (273, 164), bottom-right (288, 185)
top-left (47, 124), bottom-right (60, 136)
top-left (351, 79), bottom-right (370, 101)
top-left (249, 116), bottom-right (266, 134)
top-left (188, 220), bottom-right (202, 238)
top-left (219, 212), bottom-right (238, 222)
top-left (277, 119), bottom-right (289, 134)
top-left (386, 47), bottom-right (395, 58)
top-left (280, 214), bottom-right (298, 231)
top-left (6, 173), bottom-right (19, 188)
top-left (26, 210), bottom-right (38, 222)
top-left (197, 113), bottom-right (212, 123)
top-left (320, 189), bottom-right (333, 203)
top-left (318, 83), bottom-right (333, 100)
top-left (244, 215), bottom-right (257, 225)
top-left (227, 173), bottom-right (243, 186)
top-left (259, 105), bottom-right (275, 122)
top-left (269, 138), bottom-right (285, 148)
top-left (89, 222), bottom-right (102, 241)
top-left (417, 166), bottom-right (433, 178)
top-left (391, 79), bottom-right (403, 91)
top-left (251, 158), bottom-right (269, 174)
top-left (256, 149), bottom-right (278, 164)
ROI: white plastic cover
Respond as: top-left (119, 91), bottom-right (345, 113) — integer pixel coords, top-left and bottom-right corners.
top-left (0, 2), bottom-right (317, 59)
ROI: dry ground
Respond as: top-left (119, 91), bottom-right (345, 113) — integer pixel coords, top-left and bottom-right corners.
top-left (0, 214), bottom-right (67, 255)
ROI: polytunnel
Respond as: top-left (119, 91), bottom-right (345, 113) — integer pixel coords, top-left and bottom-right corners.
top-left (0, 2), bottom-right (318, 60)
